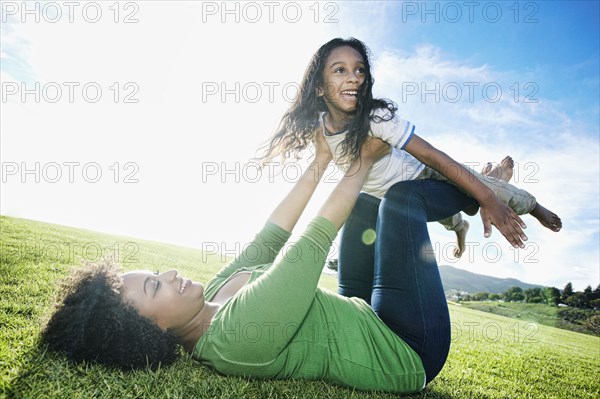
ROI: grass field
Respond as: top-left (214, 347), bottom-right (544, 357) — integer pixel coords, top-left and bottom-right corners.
top-left (1, 216), bottom-right (599, 398)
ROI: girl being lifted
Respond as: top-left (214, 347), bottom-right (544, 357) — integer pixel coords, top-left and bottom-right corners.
top-left (259, 37), bottom-right (562, 258)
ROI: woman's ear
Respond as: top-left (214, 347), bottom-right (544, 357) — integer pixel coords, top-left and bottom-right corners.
top-left (316, 86), bottom-right (324, 97)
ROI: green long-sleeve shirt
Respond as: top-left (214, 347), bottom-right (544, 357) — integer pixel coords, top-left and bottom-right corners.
top-left (193, 217), bottom-right (425, 394)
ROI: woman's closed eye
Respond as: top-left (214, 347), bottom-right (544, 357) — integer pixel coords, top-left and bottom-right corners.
top-left (152, 279), bottom-right (161, 297)
top-left (151, 270), bottom-right (160, 297)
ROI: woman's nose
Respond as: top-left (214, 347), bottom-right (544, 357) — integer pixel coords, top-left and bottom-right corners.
top-left (162, 269), bottom-right (178, 281)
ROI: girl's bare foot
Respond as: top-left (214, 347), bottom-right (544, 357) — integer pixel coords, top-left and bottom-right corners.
top-left (481, 162), bottom-right (493, 176)
top-left (482, 156), bottom-right (514, 182)
top-left (453, 220), bottom-right (470, 258)
top-left (530, 203), bottom-right (562, 232)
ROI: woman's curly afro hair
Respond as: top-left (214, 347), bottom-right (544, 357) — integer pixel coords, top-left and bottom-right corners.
top-left (41, 260), bottom-right (180, 370)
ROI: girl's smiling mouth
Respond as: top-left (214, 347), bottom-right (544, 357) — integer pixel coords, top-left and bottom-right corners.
top-left (340, 90), bottom-right (358, 102)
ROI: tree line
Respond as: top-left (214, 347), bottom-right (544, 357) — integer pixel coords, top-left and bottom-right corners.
top-left (462, 283), bottom-right (600, 309)
top-left (459, 283), bottom-right (600, 336)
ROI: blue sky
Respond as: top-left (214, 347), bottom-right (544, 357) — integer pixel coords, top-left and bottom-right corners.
top-left (342, 1), bottom-right (599, 125)
top-left (397, 1), bottom-right (599, 119)
top-left (2, 1), bottom-right (599, 290)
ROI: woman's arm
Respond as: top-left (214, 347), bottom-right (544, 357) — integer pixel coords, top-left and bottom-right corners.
top-left (213, 130), bottom-right (332, 279)
top-left (211, 138), bottom-right (390, 362)
top-left (268, 132), bottom-right (390, 232)
top-left (267, 133), bottom-right (332, 232)
top-left (404, 134), bottom-right (527, 248)
top-left (317, 138), bottom-right (390, 229)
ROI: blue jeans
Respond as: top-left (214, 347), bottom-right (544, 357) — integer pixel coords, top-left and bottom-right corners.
top-left (338, 180), bottom-right (477, 383)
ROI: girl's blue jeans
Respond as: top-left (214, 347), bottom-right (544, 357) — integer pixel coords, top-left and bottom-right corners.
top-left (338, 179), bottom-right (477, 383)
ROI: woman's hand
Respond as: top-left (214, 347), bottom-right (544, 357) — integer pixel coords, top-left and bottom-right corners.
top-left (316, 137), bottom-right (389, 230)
top-left (313, 129), bottom-right (333, 164)
top-left (479, 194), bottom-right (528, 248)
top-left (345, 137), bottom-right (390, 176)
top-left (267, 130), bottom-right (332, 232)
top-left (360, 137), bottom-right (391, 163)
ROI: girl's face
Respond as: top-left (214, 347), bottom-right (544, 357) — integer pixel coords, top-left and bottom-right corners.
top-left (318, 45), bottom-right (366, 118)
top-left (120, 269), bottom-right (205, 332)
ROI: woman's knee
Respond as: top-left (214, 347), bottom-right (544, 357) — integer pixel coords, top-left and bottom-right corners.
top-left (383, 180), bottom-right (432, 209)
top-left (379, 181), bottom-right (429, 226)
top-left (384, 180), bottom-right (475, 222)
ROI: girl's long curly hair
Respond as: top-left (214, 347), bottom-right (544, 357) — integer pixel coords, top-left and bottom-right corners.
top-left (40, 260), bottom-right (179, 370)
top-left (258, 37), bottom-right (397, 165)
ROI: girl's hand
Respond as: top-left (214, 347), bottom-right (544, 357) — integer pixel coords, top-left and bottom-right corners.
top-left (479, 195), bottom-right (528, 248)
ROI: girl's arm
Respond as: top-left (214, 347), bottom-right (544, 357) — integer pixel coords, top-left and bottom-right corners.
top-left (405, 134), bottom-right (527, 248)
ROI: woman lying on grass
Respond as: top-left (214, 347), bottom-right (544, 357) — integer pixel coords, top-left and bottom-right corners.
top-left (42, 134), bottom-right (491, 394)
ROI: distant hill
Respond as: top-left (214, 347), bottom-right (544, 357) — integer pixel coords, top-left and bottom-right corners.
top-left (439, 265), bottom-right (542, 294)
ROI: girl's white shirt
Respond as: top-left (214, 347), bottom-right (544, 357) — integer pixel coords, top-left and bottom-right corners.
top-left (321, 108), bottom-right (425, 199)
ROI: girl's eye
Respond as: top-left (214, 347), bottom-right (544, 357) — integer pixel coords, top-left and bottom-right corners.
top-left (356, 68), bottom-right (365, 74)
top-left (334, 67), bottom-right (345, 73)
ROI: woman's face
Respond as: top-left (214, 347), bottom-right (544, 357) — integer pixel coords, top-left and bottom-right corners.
top-left (120, 269), bottom-right (205, 331)
top-left (318, 45), bottom-right (366, 117)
